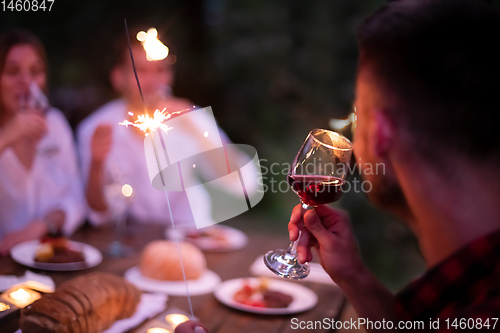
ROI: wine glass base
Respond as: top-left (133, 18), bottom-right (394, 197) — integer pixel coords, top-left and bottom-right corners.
top-left (264, 249), bottom-right (310, 280)
top-left (105, 241), bottom-right (134, 258)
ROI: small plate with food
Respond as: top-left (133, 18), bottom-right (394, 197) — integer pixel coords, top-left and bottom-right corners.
top-left (125, 240), bottom-right (221, 295)
top-left (165, 225), bottom-right (248, 251)
top-left (10, 238), bottom-right (102, 271)
top-left (214, 277), bottom-right (318, 315)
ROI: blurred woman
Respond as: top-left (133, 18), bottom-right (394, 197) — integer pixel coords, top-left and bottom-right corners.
top-left (0, 29), bottom-right (85, 255)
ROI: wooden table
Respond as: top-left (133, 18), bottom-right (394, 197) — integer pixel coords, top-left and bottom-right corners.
top-left (0, 222), bottom-right (346, 333)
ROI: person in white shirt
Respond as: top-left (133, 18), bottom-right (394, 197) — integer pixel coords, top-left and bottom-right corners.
top-left (77, 30), bottom-right (254, 228)
top-left (0, 30), bottom-right (85, 254)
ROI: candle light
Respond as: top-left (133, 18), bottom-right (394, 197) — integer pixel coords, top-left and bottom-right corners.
top-left (165, 314), bottom-right (189, 328)
top-left (1, 287), bottom-right (41, 308)
top-left (147, 328), bottom-right (171, 333)
top-left (0, 302), bottom-right (10, 312)
top-left (10, 288), bottom-right (31, 301)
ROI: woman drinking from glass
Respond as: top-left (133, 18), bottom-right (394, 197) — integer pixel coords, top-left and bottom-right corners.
top-left (0, 29), bottom-right (85, 255)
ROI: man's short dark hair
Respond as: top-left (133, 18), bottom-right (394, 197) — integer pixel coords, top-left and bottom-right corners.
top-left (356, 0), bottom-right (500, 161)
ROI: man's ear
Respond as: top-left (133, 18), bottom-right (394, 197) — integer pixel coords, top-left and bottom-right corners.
top-left (371, 109), bottom-right (395, 158)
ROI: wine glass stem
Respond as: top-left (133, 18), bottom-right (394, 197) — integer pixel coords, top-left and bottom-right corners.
top-left (115, 206), bottom-right (128, 242)
top-left (285, 233), bottom-right (300, 262)
top-left (302, 202), bottom-right (315, 210)
top-left (284, 202), bottom-right (315, 261)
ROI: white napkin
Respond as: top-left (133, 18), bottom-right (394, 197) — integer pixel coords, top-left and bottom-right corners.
top-left (250, 255), bottom-right (337, 286)
top-left (103, 293), bottom-right (168, 333)
top-left (0, 271), bottom-right (55, 292)
top-left (15, 293), bottom-right (168, 333)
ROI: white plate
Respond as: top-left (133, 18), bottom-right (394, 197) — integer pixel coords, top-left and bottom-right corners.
top-left (214, 277), bottom-right (318, 315)
top-left (125, 266), bottom-right (221, 296)
top-left (10, 240), bottom-right (103, 271)
top-left (165, 225), bottom-right (248, 252)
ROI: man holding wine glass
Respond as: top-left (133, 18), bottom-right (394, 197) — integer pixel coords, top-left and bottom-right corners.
top-left (177, 0), bottom-right (500, 332)
top-left (288, 0), bottom-right (500, 331)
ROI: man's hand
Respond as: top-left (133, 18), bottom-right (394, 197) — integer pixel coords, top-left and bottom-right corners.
top-left (288, 204), bottom-right (365, 284)
top-left (175, 321), bottom-right (208, 333)
top-left (0, 220), bottom-right (48, 256)
top-left (0, 113), bottom-right (47, 152)
top-left (91, 125), bottom-right (112, 164)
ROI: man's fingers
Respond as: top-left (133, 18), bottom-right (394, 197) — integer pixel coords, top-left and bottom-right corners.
top-left (288, 222), bottom-right (299, 242)
top-left (288, 204), bottom-right (304, 241)
top-left (312, 205), bottom-right (351, 232)
top-left (290, 204), bottom-right (302, 225)
top-left (314, 204), bottom-right (349, 221)
top-left (307, 237), bottom-right (318, 261)
top-left (303, 209), bottom-right (335, 247)
top-left (296, 229), bottom-right (312, 264)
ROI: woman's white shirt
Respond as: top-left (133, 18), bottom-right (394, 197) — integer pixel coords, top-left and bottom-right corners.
top-left (0, 108), bottom-right (85, 239)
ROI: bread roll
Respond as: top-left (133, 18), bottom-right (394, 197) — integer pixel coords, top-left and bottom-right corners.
top-left (140, 240), bottom-right (206, 280)
top-left (20, 272), bottom-right (141, 333)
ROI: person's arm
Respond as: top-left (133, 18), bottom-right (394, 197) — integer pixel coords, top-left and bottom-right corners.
top-left (289, 204), bottom-right (397, 330)
top-left (0, 209), bottom-right (66, 255)
top-left (85, 125), bottom-right (113, 212)
top-left (0, 219), bottom-right (48, 255)
top-left (42, 111), bottom-right (86, 235)
top-left (86, 159), bottom-right (108, 212)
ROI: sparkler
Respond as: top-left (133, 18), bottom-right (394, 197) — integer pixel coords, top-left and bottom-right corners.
top-left (119, 108), bottom-right (183, 136)
top-left (121, 19), bottom-right (194, 319)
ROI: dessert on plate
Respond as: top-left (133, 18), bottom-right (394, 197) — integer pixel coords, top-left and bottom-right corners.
top-left (139, 240), bottom-right (206, 281)
top-left (34, 237), bottom-right (85, 264)
top-left (233, 278), bottom-right (293, 308)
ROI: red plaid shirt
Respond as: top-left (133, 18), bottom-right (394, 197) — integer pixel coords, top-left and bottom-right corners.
top-left (394, 230), bottom-right (500, 332)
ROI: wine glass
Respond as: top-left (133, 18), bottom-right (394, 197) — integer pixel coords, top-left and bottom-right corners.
top-left (104, 163), bottom-right (134, 258)
top-left (264, 129), bottom-right (353, 280)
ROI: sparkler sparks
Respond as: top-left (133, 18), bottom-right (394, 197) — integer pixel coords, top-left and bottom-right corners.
top-left (119, 108), bottom-right (184, 136)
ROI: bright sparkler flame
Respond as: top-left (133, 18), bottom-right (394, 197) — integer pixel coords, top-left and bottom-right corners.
top-left (119, 108), bottom-right (184, 136)
top-left (137, 28), bottom-right (169, 61)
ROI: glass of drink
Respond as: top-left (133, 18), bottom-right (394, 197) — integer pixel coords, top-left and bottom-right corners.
top-left (104, 163), bottom-right (134, 258)
top-left (264, 129), bottom-right (352, 279)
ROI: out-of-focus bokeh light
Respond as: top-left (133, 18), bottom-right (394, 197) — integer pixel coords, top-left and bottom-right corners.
top-left (137, 28), bottom-right (169, 61)
top-left (165, 313), bottom-right (189, 328)
top-left (0, 302), bottom-right (10, 311)
top-left (122, 184), bottom-right (133, 197)
top-left (147, 328), bottom-right (171, 333)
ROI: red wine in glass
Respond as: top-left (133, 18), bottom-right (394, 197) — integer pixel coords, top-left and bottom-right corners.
top-left (287, 175), bottom-right (345, 206)
top-left (264, 129), bottom-right (352, 280)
